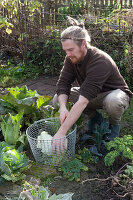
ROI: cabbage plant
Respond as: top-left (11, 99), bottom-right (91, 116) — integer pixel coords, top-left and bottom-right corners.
top-left (0, 85), bottom-right (52, 126)
top-left (1, 112), bottom-right (24, 146)
top-left (0, 142), bottom-right (29, 182)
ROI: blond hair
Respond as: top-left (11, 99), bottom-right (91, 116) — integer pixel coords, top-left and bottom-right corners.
top-left (61, 26), bottom-right (91, 47)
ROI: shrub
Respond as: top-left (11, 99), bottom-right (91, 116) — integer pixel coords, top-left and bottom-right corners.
top-left (27, 29), bottom-right (65, 76)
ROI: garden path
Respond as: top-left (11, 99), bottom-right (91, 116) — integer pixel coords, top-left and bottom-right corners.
top-left (17, 75), bottom-right (58, 97)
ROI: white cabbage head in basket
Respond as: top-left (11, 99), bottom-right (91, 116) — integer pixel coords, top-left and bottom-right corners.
top-left (37, 131), bottom-right (68, 155)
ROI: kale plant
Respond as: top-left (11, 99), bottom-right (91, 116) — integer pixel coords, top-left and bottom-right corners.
top-left (104, 135), bottom-right (133, 166)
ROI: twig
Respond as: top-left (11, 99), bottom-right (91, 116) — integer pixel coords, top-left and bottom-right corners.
top-left (81, 175), bottom-right (127, 191)
top-left (81, 176), bottom-right (112, 184)
top-left (116, 162), bottom-right (133, 176)
top-left (113, 190), bottom-right (129, 198)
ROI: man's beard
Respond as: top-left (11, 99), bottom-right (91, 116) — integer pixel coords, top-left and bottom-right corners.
top-left (70, 56), bottom-right (81, 64)
top-left (69, 50), bottom-right (84, 64)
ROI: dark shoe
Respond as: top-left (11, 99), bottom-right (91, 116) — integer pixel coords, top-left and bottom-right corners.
top-left (104, 124), bottom-right (120, 142)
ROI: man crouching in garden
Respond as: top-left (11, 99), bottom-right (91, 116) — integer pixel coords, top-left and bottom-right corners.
top-left (52, 21), bottom-right (133, 154)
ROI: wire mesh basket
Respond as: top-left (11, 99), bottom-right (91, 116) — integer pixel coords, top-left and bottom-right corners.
top-left (26, 117), bottom-right (77, 166)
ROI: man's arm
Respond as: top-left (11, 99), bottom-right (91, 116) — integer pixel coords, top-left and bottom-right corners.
top-left (58, 94), bottom-right (69, 124)
top-left (53, 95), bottom-right (89, 140)
top-left (58, 94), bottom-right (68, 108)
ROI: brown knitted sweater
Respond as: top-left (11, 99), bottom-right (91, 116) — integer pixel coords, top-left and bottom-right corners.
top-left (56, 46), bottom-right (132, 101)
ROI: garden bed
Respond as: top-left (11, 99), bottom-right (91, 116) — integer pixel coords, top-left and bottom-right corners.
top-left (0, 76), bottom-right (132, 199)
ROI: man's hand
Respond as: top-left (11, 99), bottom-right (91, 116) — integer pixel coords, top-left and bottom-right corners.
top-left (52, 131), bottom-right (67, 155)
top-left (59, 107), bottom-right (69, 125)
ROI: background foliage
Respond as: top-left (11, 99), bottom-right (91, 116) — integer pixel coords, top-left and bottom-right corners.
top-left (0, 0), bottom-right (132, 91)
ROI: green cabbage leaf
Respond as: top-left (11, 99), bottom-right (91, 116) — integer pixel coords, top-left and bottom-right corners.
top-left (0, 142), bottom-right (29, 182)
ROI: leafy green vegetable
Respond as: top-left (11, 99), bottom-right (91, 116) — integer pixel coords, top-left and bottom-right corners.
top-left (0, 85), bottom-right (52, 117)
top-left (1, 112), bottom-right (24, 145)
top-left (0, 99), bottom-right (14, 115)
top-left (58, 158), bottom-right (88, 182)
top-left (8, 85), bottom-right (37, 99)
top-left (19, 182), bottom-right (73, 200)
top-left (0, 142), bottom-right (29, 182)
top-left (41, 106), bottom-right (60, 122)
top-left (76, 147), bottom-right (99, 163)
top-left (124, 165), bottom-right (133, 178)
top-left (0, 85), bottom-right (52, 129)
top-left (104, 150), bottom-right (119, 167)
top-left (92, 118), bottom-right (111, 151)
top-left (104, 135), bottom-right (133, 166)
